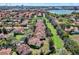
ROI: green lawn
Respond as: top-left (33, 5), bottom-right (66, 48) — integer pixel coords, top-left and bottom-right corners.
top-left (44, 17), bottom-right (64, 49)
top-left (16, 35), bottom-right (25, 41)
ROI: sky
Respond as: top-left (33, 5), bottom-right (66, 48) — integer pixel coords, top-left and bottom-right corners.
top-left (0, 3), bottom-right (79, 6)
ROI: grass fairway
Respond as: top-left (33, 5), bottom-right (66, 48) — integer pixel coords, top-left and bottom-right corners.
top-left (35, 16), bottom-right (63, 49)
top-left (44, 17), bottom-right (64, 49)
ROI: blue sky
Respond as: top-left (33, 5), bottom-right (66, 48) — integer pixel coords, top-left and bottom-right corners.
top-left (0, 3), bottom-right (79, 6)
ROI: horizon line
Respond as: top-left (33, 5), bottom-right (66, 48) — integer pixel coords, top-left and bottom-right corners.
top-left (0, 3), bottom-right (79, 6)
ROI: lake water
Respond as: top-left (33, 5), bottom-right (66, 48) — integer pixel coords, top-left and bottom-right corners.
top-left (48, 10), bottom-right (79, 14)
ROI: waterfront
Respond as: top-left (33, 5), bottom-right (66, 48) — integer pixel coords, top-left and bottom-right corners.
top-left (48, 10), bottom-right (79, 14)
top-left (0, 5), bottom-right (78, 55)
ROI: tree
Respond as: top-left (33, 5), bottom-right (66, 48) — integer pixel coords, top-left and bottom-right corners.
top-left (16, 44), bottom-right (31, 55)
top-left (0, 29), bottom-right (2, 33)
top-left (28, 37), bottom-right (43, 49)
top-left (3, 27), bottom-right (7, 34)
top-left (63, 38), bottom-right (79, 54)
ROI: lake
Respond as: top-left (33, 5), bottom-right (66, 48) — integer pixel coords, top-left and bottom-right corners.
top-left (48, 10), bottom-right (79, 14)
